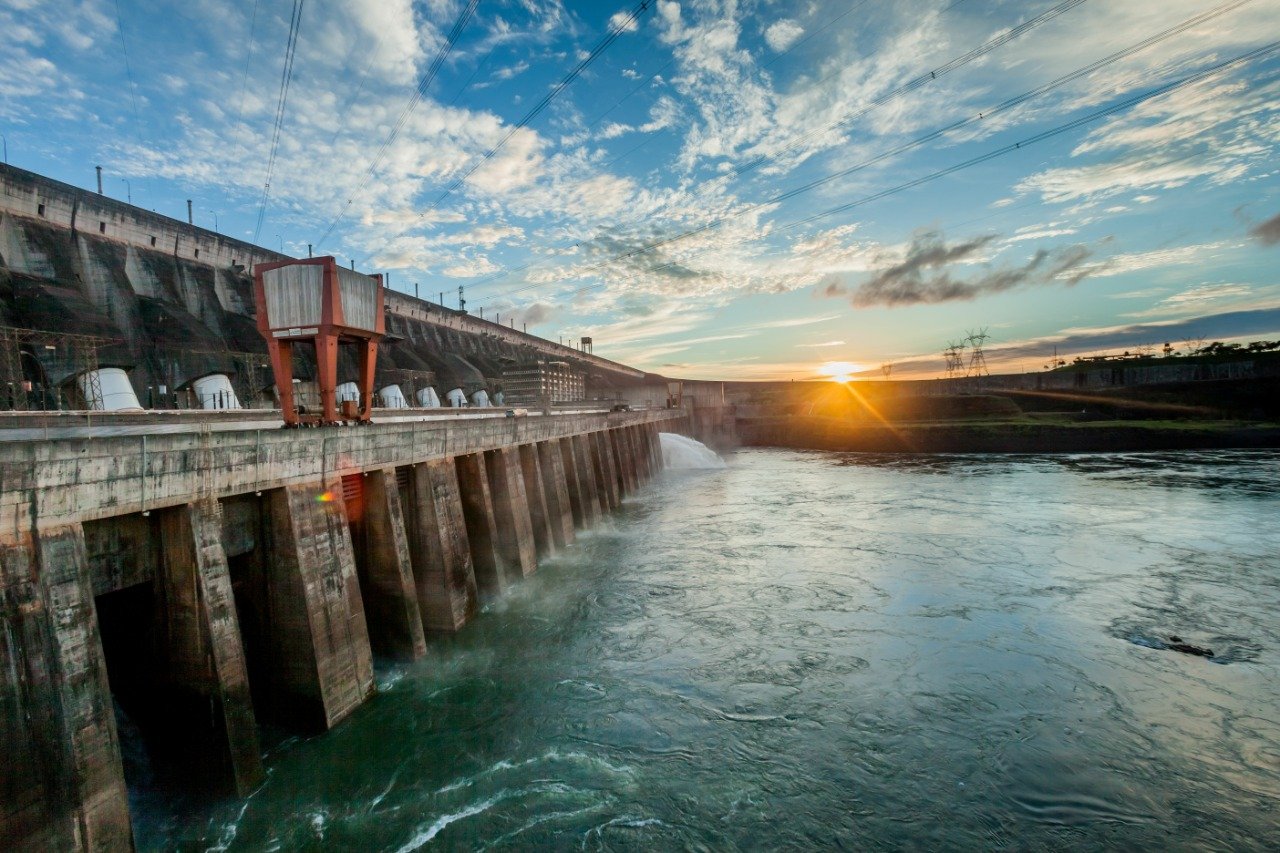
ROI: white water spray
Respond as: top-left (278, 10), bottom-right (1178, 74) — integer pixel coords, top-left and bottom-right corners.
top-left (659, 433), bottom-right (725, 469)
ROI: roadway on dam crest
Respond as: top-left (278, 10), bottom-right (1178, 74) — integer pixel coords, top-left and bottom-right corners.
top-left (0, 406), bottom-right (627, 442)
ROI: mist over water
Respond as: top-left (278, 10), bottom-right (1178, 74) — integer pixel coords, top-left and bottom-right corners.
top-left (660, 432), bottom-right (727, 469)
top-left (135, 449), bottom-right (1280, 850)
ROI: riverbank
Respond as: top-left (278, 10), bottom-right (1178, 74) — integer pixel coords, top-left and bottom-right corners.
top-left (738, 415), bottom-right (1280, 453)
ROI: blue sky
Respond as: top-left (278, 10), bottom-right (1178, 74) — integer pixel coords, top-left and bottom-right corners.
top-left (3, 0), bottom-right (1279, 378)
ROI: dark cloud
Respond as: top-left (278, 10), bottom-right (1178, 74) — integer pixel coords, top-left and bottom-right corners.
top-left (1249, 212), bottom-right (1280, 246)
top-left (498, 302), bottom-right (556, 329)
top-left (997, 307), bottom-right (1280, 360)
top-left (845, 230), bottom-right (1094, 308)
top-left (816, 276), bottom-right (846, 298)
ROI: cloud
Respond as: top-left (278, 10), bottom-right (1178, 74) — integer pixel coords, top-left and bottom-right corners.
top-left (443, 257), bottom-right (501, 277)
top-left (828, 229), bottom-right (1098, 307)
top-left (1072, 242), bottom-right (1231, 279)
top-left (763, 20), bottom-right (803, 53)
top-left (747, 313), bottom-right (839, 329)
top-left (507, 301), bottom-right (557, 329)
top-left (1250, 212), bottom-right (1280, 246)
top-left (994, 307), bottom-right (1280, 361)
top-left (1123, 282), bottom-right (1266, 319)
top-left (796, 340), bottom-right (845, 348)
top-left (608, 8), bottom-right (640, 33)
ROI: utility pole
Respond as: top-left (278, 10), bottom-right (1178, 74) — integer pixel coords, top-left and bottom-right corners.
top-left (458, 286), bottom-right (465, 312)
top-left (187, 199), bottom-right (193, 224)
top-left (307, 243), bottom-right (313, 258)
top-left (96, 166), bottom-right (103, 194)
top-left (120, 178), bottom-right (131, 204)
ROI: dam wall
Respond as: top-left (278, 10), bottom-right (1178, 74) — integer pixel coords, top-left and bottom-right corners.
top-left (0, 408), bottom-right (676, 850)
top-left (0, 164), bottom-right (644, 408)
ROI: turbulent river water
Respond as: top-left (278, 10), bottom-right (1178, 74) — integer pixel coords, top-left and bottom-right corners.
top-left (134, 446), bottom-right (1280, 850)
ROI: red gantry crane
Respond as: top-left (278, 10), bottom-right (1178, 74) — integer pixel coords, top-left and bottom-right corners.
top-left (253, 256), bottom-right (385, 426)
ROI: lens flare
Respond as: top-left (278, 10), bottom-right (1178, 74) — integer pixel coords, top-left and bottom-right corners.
top-left (818, 361), bottom-right (863, 383)
top-left (316, 491), bottom-right (336, 503)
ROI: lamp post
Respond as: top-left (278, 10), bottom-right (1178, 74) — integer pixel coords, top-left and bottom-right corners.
top-left (119, 178), bottom-right (131, 204)
top-left (207, 209), bottom-right (218, 234)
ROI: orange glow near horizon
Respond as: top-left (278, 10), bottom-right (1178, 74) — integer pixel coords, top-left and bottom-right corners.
top-left (818, 361), bottom-right (864, 383)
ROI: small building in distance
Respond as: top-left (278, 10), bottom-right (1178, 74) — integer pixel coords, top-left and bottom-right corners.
top-left (502, 360), bottom-right (585, 405)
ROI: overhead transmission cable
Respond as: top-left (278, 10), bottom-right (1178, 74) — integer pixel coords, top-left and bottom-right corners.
top-left (230, 0), bottom-right (262, 162)
top-left (423, 0), bottom-right (655, 212)
top-left (578, 0), bottom-right (1258, 276)
top-left (315, 0), bottom-right (480, 246)
top-left (327, 36), bottom-right (383, 147)
top-left (731, 0), bottom-right (1089, 178)
top-left (478, 8), bottom-right (1266, 306)
top-left (584, 0), bottom-right (870, 171)
top-left (253, 0), bottom-right (305, 243)
top-left (112, 0), bottom-right (144, 144)
top-left (465, 0), bottom-right (1079, 296)
top-left (591, 0), bottom-right (875, 175)
top-left (532, 40), bottom-right (1280, 308)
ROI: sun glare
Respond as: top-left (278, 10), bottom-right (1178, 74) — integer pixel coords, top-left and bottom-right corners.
top-left (818, 361), bottom-right (862, 383)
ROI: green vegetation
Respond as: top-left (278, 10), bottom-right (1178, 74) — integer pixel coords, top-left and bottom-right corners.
top-left (1047, 338), bottom-right (1280, 372)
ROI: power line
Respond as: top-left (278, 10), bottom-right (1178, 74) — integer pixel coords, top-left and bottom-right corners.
top-left (230, 0), bottom-right (261, 162)
top-left (112, 0), bottom-right (143, 144)
top-left (583, 0), bottom-right (872, 174)
top-left (464, 0), bottom-right (1067, 296)
top-left (423, 0), bottom-right (655, 212)
top-left (253, 0), bottom-right (305, 243)
top-left (476, 0), bottom-right (1259, 305)
top-left (326, 35), bottom-right (383, 147)
top-left (494, 39), bottom-right (1280, 309)
top-left (731, 0), bottom-right (1090, 179)
top-left (315, 0), bottom-right (479, 246)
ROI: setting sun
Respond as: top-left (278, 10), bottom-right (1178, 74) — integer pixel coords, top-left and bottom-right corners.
top-left (818, 361), bottom-right (864, 383)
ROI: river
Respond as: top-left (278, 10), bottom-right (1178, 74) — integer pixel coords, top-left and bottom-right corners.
top-left (135, 446), bottom-right (1280, 850)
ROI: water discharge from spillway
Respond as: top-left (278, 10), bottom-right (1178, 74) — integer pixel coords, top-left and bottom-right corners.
top-left (659, 432), bottom-right (726, 469)
top-left (131, 448), bottom-right (1280, 850)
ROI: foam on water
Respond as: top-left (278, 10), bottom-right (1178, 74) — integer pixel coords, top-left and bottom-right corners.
top-left (659, 432), bottom-right (725, 469)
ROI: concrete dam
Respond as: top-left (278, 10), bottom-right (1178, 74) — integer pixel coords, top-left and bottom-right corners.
top-left (0, 164), bottom-right (718, 849)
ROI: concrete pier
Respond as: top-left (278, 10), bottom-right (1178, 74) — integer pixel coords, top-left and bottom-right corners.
top-left (519, 444), bottom-right (556, 557)
top-left (455, 452), bottom-right (506, 599)
top-left (570, 433), bottom-right (603, 524)
top-left (1, 525), bottom-right (134, 851)
top-left (404, 459), bottom-right (477, 633)
top-left (537, 440), bottom-right (576, 549)
top-left (484, 448), bottom-right (538, 581)
top-left (346, 470), bottom-right (428, 661)
top-left (587, 432), bottom-right (617, 513)
top-left (0, 409), bottom-right (680, 849)
top-left (155, 501), bottom-right (264, 796)
top-left (264, 481), bottom-right (375, 731)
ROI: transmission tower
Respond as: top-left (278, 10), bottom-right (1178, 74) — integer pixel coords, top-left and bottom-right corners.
top-left (965, 328), bottom-right (990, 378)
top-left (943, 340), bottom-right (966, 379)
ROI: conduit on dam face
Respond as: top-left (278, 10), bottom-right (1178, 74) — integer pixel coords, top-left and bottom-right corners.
top-left (0, 414), bottom-right (679, 851)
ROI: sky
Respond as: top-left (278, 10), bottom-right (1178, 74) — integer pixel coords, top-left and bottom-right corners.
top-left (2, 0), bottom-right (1279, 379)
